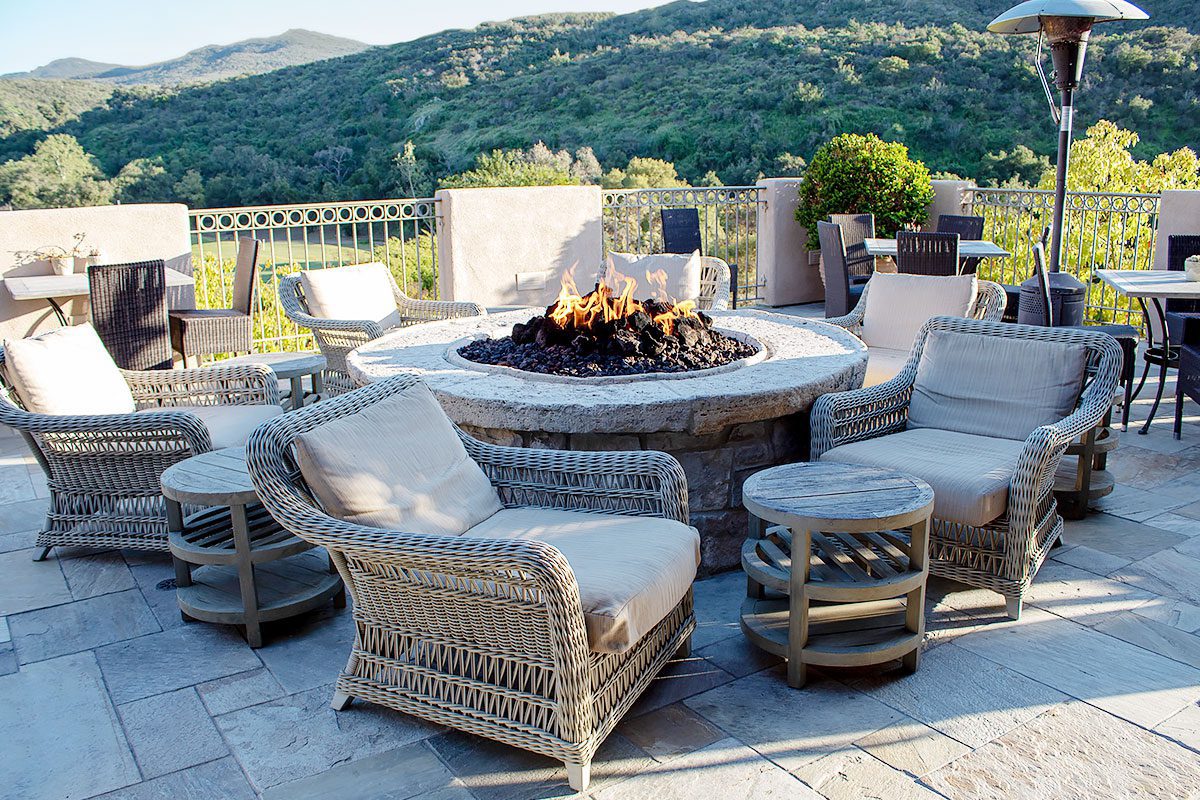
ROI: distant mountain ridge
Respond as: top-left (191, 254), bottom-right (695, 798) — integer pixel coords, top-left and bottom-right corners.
top-left (3, 29), bottom-right (370, 86)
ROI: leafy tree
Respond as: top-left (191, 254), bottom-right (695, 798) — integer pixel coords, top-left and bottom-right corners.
top-left (1038, 119), bottom-right (1200, 194)
top-left (0, 134), bottom-right (114, 208)
top-left (173, 169), bottom-right (207, 207)
top-left (440, 142), bottom-right (589, 188)
top-left (978, 145), bottom-right (1050, 187)
top-left (602, 157), bottom-right (688, 189)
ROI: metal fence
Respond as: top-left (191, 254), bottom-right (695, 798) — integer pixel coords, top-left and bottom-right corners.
top-left (189, 198), bottom-right (440, 350)
top-left (602, 186), bottom-right (766, 306)
top-left (964, 187), bottom-right (1160, 325)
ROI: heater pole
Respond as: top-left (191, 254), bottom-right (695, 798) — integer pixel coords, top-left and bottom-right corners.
top-left (1048, 85), bottom-right (1074, 273)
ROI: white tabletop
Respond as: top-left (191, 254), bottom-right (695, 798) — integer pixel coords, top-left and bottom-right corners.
top-left (1094, 269), bottom-right (1200, 300)
top-left (862, 238), bottom-right (1010, 258)
top-left (3, 268), bottom-right (194, 301)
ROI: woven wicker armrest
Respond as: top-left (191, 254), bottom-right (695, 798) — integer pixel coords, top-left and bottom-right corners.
top-left (8, 407), bottom-right (213, 454)
top-left (397, 294), bottom-right (487, 323)
top-left (459, 433), bottom-right (690, 524)
top-left (124, 363), bottom-right (282, 407)
top-left (824, 285), bottom-right (869, 333)
top-left (809, 377), bottom-right (913, 459)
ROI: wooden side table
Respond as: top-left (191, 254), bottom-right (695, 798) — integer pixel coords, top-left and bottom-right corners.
top-left (161, 447), bottom-right (344, 647)
top-left (739, 463), bottom-right (934, 688)
top-left (219, 351), bottom-right (327, 411)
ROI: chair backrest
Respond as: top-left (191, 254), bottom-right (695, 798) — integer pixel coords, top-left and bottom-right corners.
top-left (660, 208), bottom-right (703, 256)
top-left (897, 231), bottom-right (960, 277)
top-left (698, 256), bottom-right (731, 311)
top-left (1167, 234), bottom-right (1200, 316)
top-left (937, 214), bottom-right (985, 275)
top-left (232, 237), bottom-right (261, 315)
top-left (829, 213), bottom-right (874, 275)
top-left (817, 221), bottom-right (853, 318)
top-left (88, 259), bottom-right (172, 370)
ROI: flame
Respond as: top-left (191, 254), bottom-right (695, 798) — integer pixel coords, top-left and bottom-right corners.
top-left (547, 264), bottom-right (698, 336)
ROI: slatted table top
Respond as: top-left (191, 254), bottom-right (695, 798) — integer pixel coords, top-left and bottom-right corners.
top-left (741, 463), bottom-right (934, 533)
top-left (3, 268), bottom-right (194, 300)
top-left (862, 238), bottom-right (1009, 258)
top-left (161, 447), bottom-right (257, 506)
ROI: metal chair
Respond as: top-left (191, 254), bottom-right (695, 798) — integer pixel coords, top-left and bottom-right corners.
top-left (170, 237), bottom-right (259, 366)
top-left (660, 208), bottom-right (738, 308)
top-left (88, 260), bottom-right (172, 370)
top-left (818, 221), bottom-right (864, 318)
top-left (896, 231), bottom-right (961, 277)
top-left (937, 214), bottom-right (986, 275)
top-left (828, 213), bottom-right (875, 281)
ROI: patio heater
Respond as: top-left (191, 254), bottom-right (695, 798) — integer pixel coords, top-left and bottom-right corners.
top-left (988, 0), bottom-right (1148, 326)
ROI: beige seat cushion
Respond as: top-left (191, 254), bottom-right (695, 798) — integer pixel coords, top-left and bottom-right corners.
top-left (907, 329), bottom-right (1088, 441)
top-left (604, 251), bottom-right (702, 303)
top-left (467, 507), bottom-right (700, 654)
top-left (821, 428), bottom-right (1026, 527)
top-left (3, 323), bottom-right (136, 415)
top-left (864, 346), bottom-right (912, 387)
top-left (294, 383), bottom-right (502, 535)
top-left (299, 263), bottom-right (402, 330)
top-left (861, 273), bottom-right (977, 351)
top-left (138, 404), bottom-right (283, 449)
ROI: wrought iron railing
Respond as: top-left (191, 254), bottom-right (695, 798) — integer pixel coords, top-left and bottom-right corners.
top-left (964, 187), bottom-right (1160, 325)
top-left (189, 199), bottom-right (440, 350)
top-left (602, 186), bottom-right (765, 306)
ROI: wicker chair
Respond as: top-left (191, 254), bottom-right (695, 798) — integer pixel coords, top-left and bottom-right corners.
top-left (811, 316), bottom-right (1122, 618)
top-left (245, 374), bottom-right (695, 792)
top-left (937, 214), bottom-right (986, 275)
top-left (280, 265), bottom-right (486, 395)
top-left (170, 237), bottom-right (258, 366)
top-left (0, 351), bottom-right (280, 559)
top-left (896, 231), bottom-right (961, 277)
top-left (88, 260), bottom-right (173, 370)
top-left (828, 213), bottom-right (875, 279)
top-left (818, 220), bottom-right (864, 318)
top-left (660, 209), bottom-right (737, 309)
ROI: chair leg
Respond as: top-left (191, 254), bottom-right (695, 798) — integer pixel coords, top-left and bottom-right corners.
top-left (675, 634), bottom-right (692, 659)
top-left (1005, 596), bottom-right (1022, 620)
top-left (32, 546), bottom-right (52, 562)
top-left (1176, 381), bottom-right (1185, 440)
top-left (330, 691), bottom-right (353, 711)
top-left (566, 762), bottom-right (591, 793)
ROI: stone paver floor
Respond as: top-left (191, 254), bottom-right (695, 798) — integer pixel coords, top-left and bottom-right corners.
top-left (1, 351), bottom-right (1198, 799)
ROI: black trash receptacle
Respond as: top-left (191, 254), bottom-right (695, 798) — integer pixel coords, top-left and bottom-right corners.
top-left (1018, 272), bottom-right (1087, 327)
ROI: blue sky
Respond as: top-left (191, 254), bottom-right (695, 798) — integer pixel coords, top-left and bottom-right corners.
top-left (0, 0), bottom-right (675, 74)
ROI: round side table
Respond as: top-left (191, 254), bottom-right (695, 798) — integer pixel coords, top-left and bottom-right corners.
top-left (739, 462), bottom-right (934, 688)
top-left (161, 447), bottom-right (344, 647)
top-left (219, 352), bottom-right (327, 411)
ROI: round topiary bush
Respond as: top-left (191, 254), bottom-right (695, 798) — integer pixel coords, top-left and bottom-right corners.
top-left (795, 133), bottom-right (935, 250)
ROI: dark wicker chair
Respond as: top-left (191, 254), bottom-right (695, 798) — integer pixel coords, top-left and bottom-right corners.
top-left (828, 213), bottom-right (875, 282)
top-left (660, 208), bottom-right (738, 308)
top-left (1175, 314), bottom-right (1200, 439)
top-left (88, 260), bottom-right (172, 370)
top-left (1132, 235), bottom-right (1200, 418)
top-left (937, 214), bottom-right (986, 275)
top-left (818, 220), bottom-right (864, 318)
top-left (896, 231), bottom-right (961, 277)
top-left (170, 237), bottom-right (259, 366)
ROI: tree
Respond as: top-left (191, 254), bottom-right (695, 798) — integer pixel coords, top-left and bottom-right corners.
top-left (1038, 119), bottom-right (1200, 194)
top-left (314, 145), bottom-right (354, 185)
top-left (393, 141), bottom-right (427, 197)
top-left (440, 142), bottom-right (594, 188)
top-left (0, 134), bottom-right (114, 208)
top-left (173, 169), bottom-right (207, 208)
top-left (601, 157), bottom-right (689, 189)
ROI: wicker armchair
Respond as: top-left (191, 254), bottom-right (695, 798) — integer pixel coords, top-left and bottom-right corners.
top-left (88, 259), bottom-right (173, 370)
top-left (896, 231), bottom-right (961, 277)
top-left (170, 237), bottom-right (258, 365)
top-left (0, 352), bottom-right (280, 559)
top-left (279, 265), bottom-right (486, 395)
top-left (811, 316), bottom-right (1122, 618)
top-left (825, 279), bottom-right (1008, 333)
top-left (245, 374), bottom-right (695, 793)
top-left (698, 256), bottom-right (731, 311)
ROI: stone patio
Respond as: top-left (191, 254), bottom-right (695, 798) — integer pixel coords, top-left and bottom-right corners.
top-left (1, 336), bottom-right (1199, 800)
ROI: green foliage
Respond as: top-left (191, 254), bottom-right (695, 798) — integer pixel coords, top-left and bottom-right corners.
top-left (602, 157), bottom-right (688, 189)
top-left (0, 79), bottom-right (113, 137)
top-left (795, 133), bottom-right (934, 249)
top-left (0, 134), bottom-right (114, 207)
top-left (1038, 119), bottom-right (1200, 194)
top-left (440, 142), bottom-right (599, 188)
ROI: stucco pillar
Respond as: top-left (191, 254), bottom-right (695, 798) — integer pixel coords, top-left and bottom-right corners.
top-left (436, 185), bottom-right (603, 308)
top-left (1154, 190), bottom-right (1200, 269)
top-left (923, 180), bottom-right (976, 231)
top-left (757, 178), bottom-right (820, 306)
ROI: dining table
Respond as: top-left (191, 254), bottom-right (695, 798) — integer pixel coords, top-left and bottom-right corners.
top-left (1095, 269), bottom-right (1200, 435)
top-left (3, 268), bottom-right (194, 326)
top-left (862, 238), bottom-right (1011, 261)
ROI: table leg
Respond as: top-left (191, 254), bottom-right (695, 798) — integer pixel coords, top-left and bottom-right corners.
top-left (167, 500), bottom-right (191, 588)
top-left (230, 503), bottom-right (263, 648)
top-left (787, 528), bottom-right (812, 689)
top-left (902, 517), bottom-right (930, 674)
top-left (289, 376), bottom-right (304, 411)
top-left (46, 298), bottom-right (69, 327)
top-left (746, 515), bottom-right (766, 599)
top-left (1140, 297), bottom-right (1171, 436)
top-left (311, 370), bottom-right (324, 403)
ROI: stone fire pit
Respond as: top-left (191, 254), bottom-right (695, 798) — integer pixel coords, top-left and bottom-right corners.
top-left (346, 309), bottom-right (867, 573)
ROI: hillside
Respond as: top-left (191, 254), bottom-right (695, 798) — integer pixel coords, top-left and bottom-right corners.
top-left (4, 58), bottom-right (124, 80)
top-left (0, 79), bottom-right (114, 137)
top-left (0, 0), bottom-right (1196, 208)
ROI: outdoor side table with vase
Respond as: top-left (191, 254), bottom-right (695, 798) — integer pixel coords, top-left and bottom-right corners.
top-left (161, 446), bottom-right (344, 647)
top-left (740, 462), bottom-right (934, 688)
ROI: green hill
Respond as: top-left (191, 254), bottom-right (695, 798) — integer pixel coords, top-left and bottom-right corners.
top-left (0, 79), bottom-right (114, 137)
top-left (0, 0), bottom-right (1196, 208)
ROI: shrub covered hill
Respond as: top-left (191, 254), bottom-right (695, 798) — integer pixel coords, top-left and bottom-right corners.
top-left (0, 0), bottom-right (1196, 207)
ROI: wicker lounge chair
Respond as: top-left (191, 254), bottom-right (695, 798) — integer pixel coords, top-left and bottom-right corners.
top-left (246, 374), bottom-right (697, 792)
top-left (812, 316), bottom-right (1122, 618)
top-left (280, 263), bottom-right (486, 395)
top-left (170, 237), bottom-right (259, 366)
top-left (88, 259), bottom-right (173, 370)
top-left (936, 214), bottom-right (986, 275)
top-left (897, 231), bottom-right (961, 277)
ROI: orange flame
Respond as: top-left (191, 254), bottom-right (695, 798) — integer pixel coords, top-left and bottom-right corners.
top-left (548, 264), bottom-right (698, 336)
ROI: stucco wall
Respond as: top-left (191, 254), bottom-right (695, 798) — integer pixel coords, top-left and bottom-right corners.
top-left (758, 178), bottom-right (821, 306)
top-left (924, 180), bottom-right (975, 231)
top-left (1155, 190), bottom-right (1200, 269)
top-left (435, 185), bottom-right (602, 308)
top-left (0, 203), bottom-right (193, 343)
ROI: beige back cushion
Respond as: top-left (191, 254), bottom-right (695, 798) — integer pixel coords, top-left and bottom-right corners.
top-left (907, 329), bottom-right (1088, 441)
top-left (3, 323), bottom-right (136, 415)
top-left (861, 273), bottom-right (977, 351)
top-left (295, 382), bottom-right (502, 534)
top-left (604, 251), bottom-right (702, 303)
top-left (299, 263), bottom-right (401, 329)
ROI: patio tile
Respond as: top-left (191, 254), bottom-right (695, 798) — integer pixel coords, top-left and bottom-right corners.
top-left (1133, 596), bottom-right (1200, 634)
top-left (117, 687), bottom-right (229, 779)
top-left (854, 717), bottom-right (973, 777)
top-left (97, 624), bottom-right (262, 704)
top-left (0, 463), bottom-right (36, 503)
top-left (0, 642), bottom-right (15, 676)
top-left (1060, 512), bottom-right (1187, 560)
top-left (684, 668), bottom-right (903, 771)
top-left (954, 606), bottom-right (1200, 729)
top-left (694, 629), bottom-right (781, 677)
top-left (124, 554), bottom-right (189, 632)
top-left (1092, 612), bottom-right (1200, 670)
top-left (1113, 548), bottom-right (1200, 605)
top-left (262, 741), bottom-right (473, 800)
top-left (197, 667), bottom-right (286, 716)
top-left (92, 757), bottom-right (256, 800)
top-left (849, 642), bottom-right (1066, 748)
top-left (1023, 560), bottom-right (1156, 624)
top-left (1155, 702), bottom-right (1200, 752)
top-left (10, 588), bottom-right (160, 664)
top-left (0, 548), bottom-right (71, 615)
top-left (690, 570), bottom-right (747, 648)
top-left (617, 702), bottom-right (725, 762)
top-left (792, 748), bottom-right (946, 799)
top-left (215, 683), bottom-right (441, 792)
top-left (1091, 484), bottom-right (1189, 522)
top-left (925, 702), bottom-right (1200, 800)
top-left (254, 602), bottom-right (355, 693)
top-left (428, 727), bottom-right (651, 800)
top-left (1142, 512), bottom-right (1200, 537)
top-left (0, 497), bottom-right (47, 536)
top-left (0, 651), bottom-right (140, 800)
top-left (0, 615), bottom-right (8, 644)
top-left (1048, 543), bottom-right (1131, 575)
top-left (61, 550), bottom-right (137, 599)
top-left (626, 655), bottom-right (735, 717)
top-left (0, 527), bottom-right (37, 555)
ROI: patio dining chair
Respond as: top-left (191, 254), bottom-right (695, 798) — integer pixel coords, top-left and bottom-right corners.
top-left (828, 213), bottom-right (875, 280)
top-left (937, 214), bottom-right (986, 275)
top-left (245, 374), bottom-right (698, 793)
top-left (896, 231), bottom-right (961, 277)
top-left (817, 220), bottom-right (864, 318)
top-left (88, 259), bottom-right (173, 370)
top-left (170, 237), bottom-right (259, 366)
